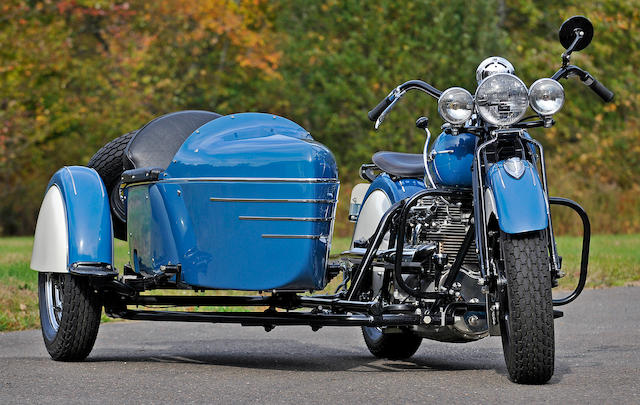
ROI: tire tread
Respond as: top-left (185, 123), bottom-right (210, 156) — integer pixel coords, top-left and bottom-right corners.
top-left (87, 131), bottom-right (136, 240)
top-left (40, 274), bottom-right (102, 361)
top-left (501, 231), bottom-right (554, 384)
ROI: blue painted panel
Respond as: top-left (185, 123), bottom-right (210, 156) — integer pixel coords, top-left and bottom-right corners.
top-left (428, 132), bottom-right (475, 187)
top-left (126, 181), bottom-right (338, 290)
top-left (126, 184), bottom-right (179, 275)
top-left (47, 166), bottom-right (113, 266)
top-left (166, 113), bottom-right (338, 180)
top-left (126, 113), bottom-right (339, 290)
top-left (486, 161), bottom-right (548, 234)
top-left (361, 174), bottom-right (426, 205)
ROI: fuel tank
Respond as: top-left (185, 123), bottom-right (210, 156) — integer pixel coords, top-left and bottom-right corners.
top-left (428, 132), bottom-right (476, 187)
top-left (125, 113), bottom-right (339, 291)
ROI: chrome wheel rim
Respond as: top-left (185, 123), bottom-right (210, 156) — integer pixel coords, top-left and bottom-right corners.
top-left (44, 273), bottom-right (63, 332)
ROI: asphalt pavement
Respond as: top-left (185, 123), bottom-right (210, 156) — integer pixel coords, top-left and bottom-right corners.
top-left (1, 287), bottom-right (639, 404)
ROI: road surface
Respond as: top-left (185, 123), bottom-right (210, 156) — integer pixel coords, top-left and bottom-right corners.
top-left (1, 287), bottom-right (639, 404)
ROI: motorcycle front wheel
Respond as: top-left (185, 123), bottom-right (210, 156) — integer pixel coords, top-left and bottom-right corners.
top-left (499, 231), bottom-right (554, 384)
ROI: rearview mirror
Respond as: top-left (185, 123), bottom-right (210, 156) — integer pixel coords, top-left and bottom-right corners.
top-left (559, 15), bottom-right (593, 52)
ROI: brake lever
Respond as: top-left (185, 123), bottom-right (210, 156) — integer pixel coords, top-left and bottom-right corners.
top-left (374, 89), bottom-right (406, 130)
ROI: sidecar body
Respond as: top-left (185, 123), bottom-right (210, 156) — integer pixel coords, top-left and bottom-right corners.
top-left (32, 112), bottom-right (339, 292)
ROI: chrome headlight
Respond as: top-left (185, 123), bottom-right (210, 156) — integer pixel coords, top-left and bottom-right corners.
top-left (475, 73), bottom-right (529, 126)
top-left (529, 78), bottom-right (564, 116)
top-left (438, 87), bottom-right (474, 125)
top-left (476, 56), bottom-right (515, 84)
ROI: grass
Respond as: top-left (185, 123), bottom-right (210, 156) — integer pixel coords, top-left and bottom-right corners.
top-left (1, 234), bottom-right (638, 331)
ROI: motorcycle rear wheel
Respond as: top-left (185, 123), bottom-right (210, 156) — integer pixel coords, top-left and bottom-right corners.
top-left (499, 231), bottom-right (554, 384)
top-left (361, 326), bottom-right (422, 360)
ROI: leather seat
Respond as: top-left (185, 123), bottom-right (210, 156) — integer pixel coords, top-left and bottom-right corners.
top-left (372, 151), bottom-right (425, 178)
top-left (124, 110), bottom-right (221, 170)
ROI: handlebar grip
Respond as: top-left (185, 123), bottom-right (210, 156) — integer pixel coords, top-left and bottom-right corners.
top-left (368, 96), bottom-right (392, 121)
top-left (589, 79), bottom-right (615, 102)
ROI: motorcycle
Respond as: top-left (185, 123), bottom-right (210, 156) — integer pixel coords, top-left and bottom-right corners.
top-left (31, 16), bottom-right (611, 384)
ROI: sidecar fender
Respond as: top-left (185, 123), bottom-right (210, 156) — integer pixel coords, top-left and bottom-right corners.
top-left (486, 160), bottom-right (549, 234)
top-left (31, 166), bottom-right (114, 274)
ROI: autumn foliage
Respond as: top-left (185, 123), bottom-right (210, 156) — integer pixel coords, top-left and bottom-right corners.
top-left (0, 0), bottom-right (638, 236)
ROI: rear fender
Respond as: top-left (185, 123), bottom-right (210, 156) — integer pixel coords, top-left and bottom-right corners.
top-left (31, 166), bottom-right (114, 274)
top-left (351, 174), bottom-right (426, 247)
top-left (485, 160), bottom-right (549, 234)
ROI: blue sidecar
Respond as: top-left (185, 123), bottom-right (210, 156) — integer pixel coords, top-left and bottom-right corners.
top-left (124, 112), bottom-right (339, 291)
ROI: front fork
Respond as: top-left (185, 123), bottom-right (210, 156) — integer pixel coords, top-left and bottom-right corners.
top-left (472, 130), bottom-right (591, 334)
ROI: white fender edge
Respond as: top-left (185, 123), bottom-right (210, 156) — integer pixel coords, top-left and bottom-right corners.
top-left (351, 190), bottom-right (391, 295)
top-left (31, 185), bottom-right (69, 272)
top-left (484, 187), bottom-right (498, 226)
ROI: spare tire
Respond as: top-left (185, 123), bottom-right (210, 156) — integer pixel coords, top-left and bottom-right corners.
top-left (87, 131), bottom-right (137, 240)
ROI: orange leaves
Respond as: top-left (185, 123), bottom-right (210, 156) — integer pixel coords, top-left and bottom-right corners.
top-left (157, 0), bottom-right (281, 75)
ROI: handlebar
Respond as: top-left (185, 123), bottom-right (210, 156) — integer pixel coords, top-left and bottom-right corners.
top-left (552, 65), bottom-right (614, 102)
top-left (370, 66), bottom-right (613, 127)
top-left (368, 97), bottom-right (393, 122)
top-left (588, 78), bottom-right (615, 102)
top-left (368, 80), bottom-right (442, 122)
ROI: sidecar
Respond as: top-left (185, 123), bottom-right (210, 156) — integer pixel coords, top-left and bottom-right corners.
top-left (123, 112), bottom-right (340, 291)
top-left (33, 111), bottom-right (420, 362)
top-left (33, 111), bottom-right (340, 291)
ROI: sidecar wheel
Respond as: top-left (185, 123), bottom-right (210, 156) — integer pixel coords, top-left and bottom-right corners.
top-left (499, 231), bottom-right (554, 384)
top-left (88, 130), bottom-right (137, 240)
top-left (38, 273), bottom-right (102, 361)
top-left (361, 326), bottom-right (422, 360)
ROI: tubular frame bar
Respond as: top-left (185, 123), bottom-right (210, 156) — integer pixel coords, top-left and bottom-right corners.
top-left (109, 291), bottom-right (405, 316)
top-left (345, 200), bottom-right (405, 300)
top-left (111, 309), bottom-right (422, 327)
top-left (549, 197), bottom-right (591, 306)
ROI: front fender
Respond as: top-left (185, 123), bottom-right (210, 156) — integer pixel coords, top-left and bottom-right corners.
top-left (31, 166), bottom-right (113, 273)
top-left (486, 160), bottom-right (548, 234)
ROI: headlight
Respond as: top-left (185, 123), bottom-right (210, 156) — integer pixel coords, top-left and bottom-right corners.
top-left (529, 78), bottom-right (564, 116)
top-left (475, 73), bottom-right (529, 126)
top-left (476, 56), bottom-right (515, 84)
top-left (438, 87), bottom-right (474, 125)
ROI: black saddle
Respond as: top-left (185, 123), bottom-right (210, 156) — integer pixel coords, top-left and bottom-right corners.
top-left (124, 110), bottom-right (221, 170)
top-left (372, 151), bottom-right (425, 178)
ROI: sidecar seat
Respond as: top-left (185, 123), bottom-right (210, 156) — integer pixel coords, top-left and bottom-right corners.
top-left (372, 151), bottom-right (425, 178)
top-left (124, 110), bottom-right (222, 170)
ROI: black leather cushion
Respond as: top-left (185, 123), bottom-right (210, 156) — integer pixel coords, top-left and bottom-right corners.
top-left (372, 151), bottom-right (425, 178)
top-left (124, 110), bottom-right (221, 170)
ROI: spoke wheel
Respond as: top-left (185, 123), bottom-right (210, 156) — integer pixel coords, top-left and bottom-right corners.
top-left (44, 273), bottom-right (64, 332)
top-left (38, 273), bottom-right (102, 361)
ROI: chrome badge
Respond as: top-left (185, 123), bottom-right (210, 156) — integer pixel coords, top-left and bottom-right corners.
top-left (504, 157), bottom-right (525, 179)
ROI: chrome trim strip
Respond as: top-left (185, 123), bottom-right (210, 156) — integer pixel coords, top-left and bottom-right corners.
top-left (210, 197), bottom-right (334, 203)
top-left (261, 234), bottom-right (327, 239)
top-left (63, 166), bottom-right (77, 195)
top-left (240, 216), bottom-right (333, 222)
top-left (163, 177), bottom-right (339, 184)
top-left (476, 135), bottom-right (499, 276)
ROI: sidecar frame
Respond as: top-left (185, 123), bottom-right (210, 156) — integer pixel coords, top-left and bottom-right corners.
top-left (96, 183), bottom-right (588, 330)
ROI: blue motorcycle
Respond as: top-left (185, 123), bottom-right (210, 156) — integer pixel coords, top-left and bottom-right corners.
top-left (31, 16), bottom-right (611, 384)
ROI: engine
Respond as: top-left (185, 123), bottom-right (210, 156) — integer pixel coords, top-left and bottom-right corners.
top-left (402, 195), bottom-right (481, 289)
top-left (394, 195), bottom-right (489, 342)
